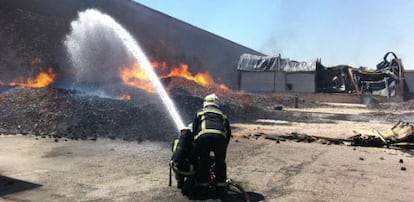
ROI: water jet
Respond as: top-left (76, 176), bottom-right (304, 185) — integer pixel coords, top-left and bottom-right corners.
top-left (65, 9), bottom-right (185, 131)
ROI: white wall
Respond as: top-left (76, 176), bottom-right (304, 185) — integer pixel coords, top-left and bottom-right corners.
top-left (239, 71), bottom-right (275, 92)
top-left (286, 72), bottom-right (315, 93)
top-left (239, 71), bottom-right (315, 93)
top-left (274, 72), bottom-right (286, 92)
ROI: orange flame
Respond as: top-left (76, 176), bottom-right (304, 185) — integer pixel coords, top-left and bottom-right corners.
top-left (119, 61), bottom-right (231, 93)
top-left (119, 94), bottom-right (131, 100)
top-left (163, 63), bottom-right (230, 90)
top-left (120, 63), bottom-right (155, 92)
top-left (219, 84), bottom-right (230, 91)
top-left (5, 67), bottom-right (57, 88)
top-left (151, 61), bottom-right (168, 71)
top-left (164, 64), bottom-right (211, 87)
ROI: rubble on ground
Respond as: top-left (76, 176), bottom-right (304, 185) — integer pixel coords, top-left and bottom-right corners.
top-left (0, 80), bottom-right (293, 141)
top-left (351, 120), bottom-right (414, 148)
top-left (245, 120), bottom-right (414, 151)
top-left (0, 87), bottom-right (177, 141)
top-left (0, 76), bottom-right (413, 151)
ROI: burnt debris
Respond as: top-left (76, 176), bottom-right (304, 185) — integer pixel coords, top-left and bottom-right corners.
top-left (316, 52), bottom-right (409, 101)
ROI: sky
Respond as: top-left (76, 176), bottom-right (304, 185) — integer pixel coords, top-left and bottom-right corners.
top-left (135, 0), bottom-right (414, 69)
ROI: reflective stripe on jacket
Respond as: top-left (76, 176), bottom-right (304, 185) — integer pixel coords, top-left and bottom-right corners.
top-left (193, 107), bottom-right (230, 140)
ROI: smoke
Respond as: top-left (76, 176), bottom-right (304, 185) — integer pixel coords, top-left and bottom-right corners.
top-left (64, 9), bottom-right (134, 83)
top-left (259, 30), bottom-right (297, 57)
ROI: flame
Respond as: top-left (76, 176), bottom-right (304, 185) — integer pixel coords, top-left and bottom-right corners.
top-left (219, 84), bottom-right (230, 91)
top-left (151, 61), bottom-right (168, 71)
top-left (5, 67), bottom-right (57, 88)
top-left (0, 57), bottom-right (57, 88)
top-left (119, 61), bottom-right (231, 93)
top-left (120, 63), bottom-right (155, 92)
top-left (163, 63), bottom-right (230, 90)
top-left (164, 64), bottom-right (211, 86)
top-left (119, 94), bottom-right (131, 100)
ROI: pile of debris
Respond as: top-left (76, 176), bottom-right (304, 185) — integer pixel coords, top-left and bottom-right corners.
top-left (0, 87), bottom-right (177, 141)
top-left (316, 51), bottom-right (408, 101)
top-left (351, 120), bottom-right (414, 149)
top-left (248, 120), bottom-right (414, 151)
top-left (167, 77), bottom-right (308, 116)
top-left (0, 80), bottom-right (290, 141)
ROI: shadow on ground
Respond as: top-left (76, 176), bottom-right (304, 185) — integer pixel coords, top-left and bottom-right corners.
top-left (221, 191), bottom-right (265, 202)
top-left (0, 175), bottom-right (42, 196)
top-left (186, 189), bottom-right (265, 202)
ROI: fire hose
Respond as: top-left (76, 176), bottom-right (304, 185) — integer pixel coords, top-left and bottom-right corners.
top-left (169, 162), bottom-right (172, 187)
top-left (227, 178), bottom-right (250, 202)
top-left (170, 128), bottom-right (250, 201)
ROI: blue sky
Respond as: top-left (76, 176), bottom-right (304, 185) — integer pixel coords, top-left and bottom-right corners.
top-left (135, 0), bottom-right (414, 69)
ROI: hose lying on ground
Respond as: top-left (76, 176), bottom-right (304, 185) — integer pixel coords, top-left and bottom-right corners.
top-left (227, 178), bottom-right (250, 202)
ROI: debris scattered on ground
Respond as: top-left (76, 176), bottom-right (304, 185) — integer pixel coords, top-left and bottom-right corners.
top-left (273, 105), bottom-right (284, 110)
top-left (244, 120), bottom-right (414, 153)
top-left (351, 120), bottom-right (414, 149)
top-left (0, 76), bottom-right (413, 158)
top-left (0, 81), bottom-right (294, 142)
top-left (0, 87), bottom-right (178, 141)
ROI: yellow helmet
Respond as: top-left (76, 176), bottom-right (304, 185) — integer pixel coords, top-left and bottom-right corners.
top-left (203, 93), bottom-right (220, 108)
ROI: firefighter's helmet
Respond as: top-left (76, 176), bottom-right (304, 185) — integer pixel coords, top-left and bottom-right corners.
top-left (203, 93), bottom-right (220, 108)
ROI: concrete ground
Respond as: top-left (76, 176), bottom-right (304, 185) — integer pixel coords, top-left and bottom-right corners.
top-left (1, 133), bottom-right (413, 202)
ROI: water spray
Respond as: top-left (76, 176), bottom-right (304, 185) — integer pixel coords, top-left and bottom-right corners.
top-left (65, 9), bottom-right (185, 131)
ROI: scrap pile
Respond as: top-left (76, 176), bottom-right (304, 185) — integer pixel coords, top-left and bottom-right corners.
top-left (0, 87), bottom-right (177, 141)
top-left (316, 51), bottom-right (408, 101)
top-left (0, 79), bottom-right (294, 142)
top-left (254, 120), bottom-right (414, 151)
top-left (352, 120), bottom-right (414, 148)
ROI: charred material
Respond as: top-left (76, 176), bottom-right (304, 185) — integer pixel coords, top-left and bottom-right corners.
top-left (316, 51), bottom-right (408, 101)
top-left (254, 120), bottom-right (414, 151)
top-left (316, 64), bottom-right (356, 93)
top-left (0, 87), bottom-right (176, 141)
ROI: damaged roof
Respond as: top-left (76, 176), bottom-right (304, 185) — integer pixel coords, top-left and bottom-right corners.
top-left (237, 53), bottom-right (317, 72)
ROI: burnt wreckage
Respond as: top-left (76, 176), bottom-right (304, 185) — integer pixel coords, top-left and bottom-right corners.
top-left (238, 51), bottom-right (408, 100)
top-left (316, 52), bottom-right (408, 100)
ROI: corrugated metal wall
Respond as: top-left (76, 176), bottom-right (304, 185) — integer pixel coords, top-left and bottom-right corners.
top-left (239, 71), bottom-right (315, 93)
top-left (274, 72), bottom-right (286, 92)
top-left (286, 72), bottom-right (315, 93)
top-left (239, 72), bottom-right (275, 92)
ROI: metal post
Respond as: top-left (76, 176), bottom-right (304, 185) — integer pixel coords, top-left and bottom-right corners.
top-left (294, 96), bottom-right (299, 108)
top-left (384, 77), bottom-right (389, 102)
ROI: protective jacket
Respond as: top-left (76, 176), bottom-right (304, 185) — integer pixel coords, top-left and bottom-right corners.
top-left (192, 105), bottom-right (231, 187)
top-left (192, 106), bottom-right (231, 143)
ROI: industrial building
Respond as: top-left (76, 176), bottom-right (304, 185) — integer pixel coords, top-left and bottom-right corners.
top-left (236, 52), bottom-right (413, 102)
top-left (0, 0), bottom-right (413, 103)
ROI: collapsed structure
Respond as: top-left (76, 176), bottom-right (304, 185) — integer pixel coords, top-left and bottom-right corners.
top-left (316, 52), bottom-right (408, 101)
top-left (237, 51), bottom-right (411, 102)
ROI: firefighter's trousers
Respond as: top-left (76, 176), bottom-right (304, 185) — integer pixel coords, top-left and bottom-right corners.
top-left (194, 133), bottom-right (228, 185)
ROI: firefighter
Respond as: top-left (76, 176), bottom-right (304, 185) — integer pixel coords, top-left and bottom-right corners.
top-left (192, 93), bottom-right (231, 195)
